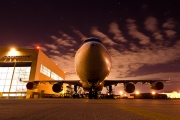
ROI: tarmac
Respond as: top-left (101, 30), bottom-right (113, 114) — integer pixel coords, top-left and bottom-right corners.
top-left (0, 98), bottom-right (180, 120)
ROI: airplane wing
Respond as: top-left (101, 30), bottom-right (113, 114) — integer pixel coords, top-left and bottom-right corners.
top-left (104, 79), bottom-right (170, 86)
top-left (23, 80), bottom-right (82, 86)
top-left (22, 79), bottom-right (82, 93)
top-left (104, 79), bottom-right (170, 93)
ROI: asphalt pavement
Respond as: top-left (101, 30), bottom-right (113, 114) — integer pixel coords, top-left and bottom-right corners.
top-left (0, 98), bottom-right (180, 120)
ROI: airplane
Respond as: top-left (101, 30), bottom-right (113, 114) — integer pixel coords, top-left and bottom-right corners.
top-left (26, 37), bottom-right (170, 99)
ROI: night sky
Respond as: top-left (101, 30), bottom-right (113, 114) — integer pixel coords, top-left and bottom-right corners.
top-left (0, 0), bottom-right (180, 93)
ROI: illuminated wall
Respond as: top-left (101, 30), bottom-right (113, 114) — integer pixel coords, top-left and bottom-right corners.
top-left (31, 49), bottom-right (66, 94)
top-left (0, 46), bottom-right (66, 97)
top-left (36, 64), bottom-right (64, 94)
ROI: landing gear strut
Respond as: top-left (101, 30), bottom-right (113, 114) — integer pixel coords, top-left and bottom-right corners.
top-left (88, 83), bottom-right (98, 99)
top-left (106, 85), bottom-right (114, 99)
top-left (72, 85), bottom-right (79, 98)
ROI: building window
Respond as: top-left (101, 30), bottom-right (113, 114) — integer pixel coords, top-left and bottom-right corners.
top-left (40, 64), bottom-right (63, 80)
top-left (40, 64), bottom-right (51, 77)
top-left (51, 72), bottom-right (63, 80)
top-left (0, 64), bottom-right (31, 97)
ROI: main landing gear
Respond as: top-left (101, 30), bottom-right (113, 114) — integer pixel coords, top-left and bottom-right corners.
top-left (106, 85), bottom-right (114, 99)
top-left (72, 85), bottom-right (80, 98)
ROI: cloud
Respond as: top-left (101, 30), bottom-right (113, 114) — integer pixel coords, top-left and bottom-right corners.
top-left (129, 43), bottom-right (139, 51)
top-left (50, 50), bottom-right (60, 54)
top-left (69, 49), bottom-right (75, 52)
top-left (144, 17), bottom-right (158, 32)
top-left (90, 27), bottom-right (116, 46)
top-left (163, 18), bottom-right (177, 29)
top-left (109, 22), bottom-right (127, 43)
top-left (57, 38), bottom-right (74, 47)
top-left (25, 45), bottom-right (48, 52)
top-left (39, 46), bottom-right (48, 52)
top-left (42, 33), bottom-right (79, 80)
top-left (44, 43), bottom-right (58, 50)
top-left (41, 16), bottom-right (180, 82)
top-left (51, 32), bottom-right (77, 47)
top-left (49, 54), bottom-right (77, 79)
top-left (60, 32), bottom-right (73, 40)
top-left (72, 28), bottom-right (87, 41)
top-left (47, 34), bottom-right (180, 80)
top-left (51, 35), bottom-right (58, 40)
top-left (50, 55), bottom-right (73, 68)
top-left (51, 36), bottom-right (72, 47)
top-left (108, 39), bottom-right (180, 78)
top-left (144, 16), bottom-right (164, 41)
top-left (164, 30), bottom-right (176, 39)
top-left (126, 19), bottom-right (150, 45)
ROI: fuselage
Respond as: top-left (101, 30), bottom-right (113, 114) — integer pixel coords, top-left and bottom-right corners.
top-left (75, 38), bottom-right (111, 91)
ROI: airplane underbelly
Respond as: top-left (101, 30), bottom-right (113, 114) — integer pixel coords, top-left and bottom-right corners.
top-left (81, 81), bottom-right (104, 91)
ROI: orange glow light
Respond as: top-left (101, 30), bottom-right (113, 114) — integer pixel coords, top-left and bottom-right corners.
top-left (135, 91), bottom-right (139, 95)
top-left (36, 46), bottom-right (40, 49)
top-left (152, 91), bottom-right (156, 95)
top-left (9, 48), bottom-right (18, 56)
top-left (119, 91), bottom-right (123, 95)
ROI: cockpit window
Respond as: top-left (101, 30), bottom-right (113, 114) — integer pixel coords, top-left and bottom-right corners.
top-left (83, 37), bottom-right (102, 43)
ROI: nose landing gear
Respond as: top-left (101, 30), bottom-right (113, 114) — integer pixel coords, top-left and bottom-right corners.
top-left (88, 90), bottom-right (98, 99)
top-left (88, 82), bottom-right (98, 99)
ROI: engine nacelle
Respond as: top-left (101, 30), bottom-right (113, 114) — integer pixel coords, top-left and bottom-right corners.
top-left (26, 82), bottom-right (38, 90)
top-left (124, 83), bottom-right (135, 93)
top-left (150, 82), bottom-right (164, 90)
top-left (52, 83), bottom-right (63, 93)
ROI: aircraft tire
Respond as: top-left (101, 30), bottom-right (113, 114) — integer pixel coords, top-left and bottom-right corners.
top-left (94, 91), bottom-right (98, 99)
top-left (89, 91), bottom-right (93, 99)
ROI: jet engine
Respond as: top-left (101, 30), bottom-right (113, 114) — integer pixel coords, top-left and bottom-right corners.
top-left (124, 83), bottom-right (135, 93)
top-left (52, 83), bottom-right (63, 93)
top-left (150, 82), bottom-right (164, 90)
top-left (26, 82), bottom-right (38, 90)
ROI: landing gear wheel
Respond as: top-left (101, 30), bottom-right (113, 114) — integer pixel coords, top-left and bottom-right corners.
top-left (88, 91), bottom-right (93, 99)
top-left (94, 91), bottom-right (98, 99)
top-left (72, 93), bottom-right (79, 98)
top-left (110, 94), bottom-right (114, 99)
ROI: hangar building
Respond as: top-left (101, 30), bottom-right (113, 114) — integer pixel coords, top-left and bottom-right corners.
top-left (0, 46), bottom-right (66, 98)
